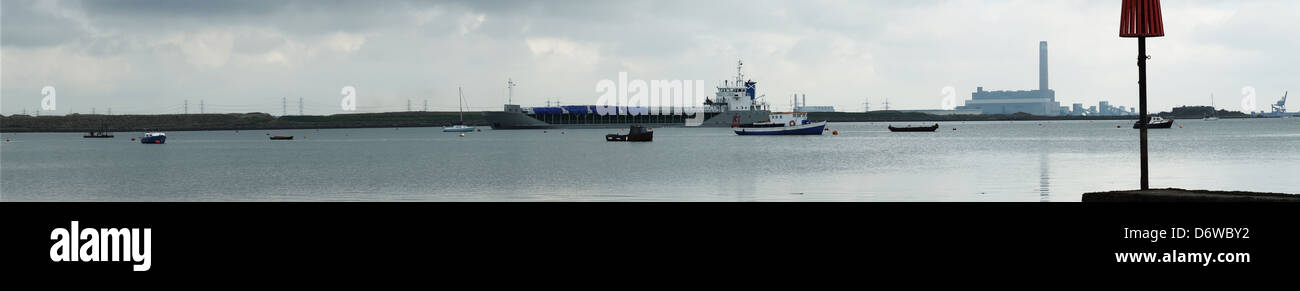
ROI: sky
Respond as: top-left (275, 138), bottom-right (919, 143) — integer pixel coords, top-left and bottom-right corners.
top-left (2, 0), bottom-right (1297, 116)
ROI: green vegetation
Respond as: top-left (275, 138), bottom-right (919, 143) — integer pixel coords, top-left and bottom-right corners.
top-left (0, 112), bottom-right (489, 132)
top-left (0, 106), bottom-right (1254, 132)
top-left (1156, 106), bottom-right (1249, 119)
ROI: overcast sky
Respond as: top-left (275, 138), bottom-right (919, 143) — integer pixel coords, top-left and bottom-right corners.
top-left (3, 0), bottom-right (1297, 115)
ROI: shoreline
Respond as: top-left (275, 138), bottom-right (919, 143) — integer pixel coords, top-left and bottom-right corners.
top-left (0, 110), bottom-right (1272, 133)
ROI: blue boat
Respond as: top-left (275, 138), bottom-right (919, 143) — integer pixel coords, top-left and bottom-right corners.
top-left (140, 132), bottom-right (166, 144)
top-left (734, 112), bottom-right (827, 135)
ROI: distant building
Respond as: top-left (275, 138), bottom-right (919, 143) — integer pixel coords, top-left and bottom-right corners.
top-left (958, 41), bottom-right (1061, 115)
top-left (898, 109), bottom-right (983, 115)
top-left (1071, 103), bottom-right (1085, 116)
top-left (790, 94), bottom-right (835, 112)
top-left (795, 106), bottom-right (836, 112)
top-left (1093, 100), bottom-right (1134, 116)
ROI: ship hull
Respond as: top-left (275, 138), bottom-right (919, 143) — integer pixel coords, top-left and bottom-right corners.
top-left (734, 122), bottom-right (826, 135)
top-left (141, 136), bottom-right (166, 144)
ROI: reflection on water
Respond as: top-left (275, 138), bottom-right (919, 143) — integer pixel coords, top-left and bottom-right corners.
top-left (2, 118), bottom-right (1298, 201)
top-left (1039, 152), bottom-right (1050, 202)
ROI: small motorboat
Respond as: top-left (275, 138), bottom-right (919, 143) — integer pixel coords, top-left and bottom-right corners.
top-left (442, 123), bottom-right (475, 132)
top-left (140, 132), bottom-right (166, 144)
top-left (83, 131), bottom-right (114, 138)
top-left (269, 135), bottom-right (294, 140)
top-left (606, 125), bottom-right (653, 141)
top-left (888, 124), bottom-right (940, 132)
top-left (1133, 116), bottom-right (1174, 129)
top-left (734, 112), bottom-right (826, 135)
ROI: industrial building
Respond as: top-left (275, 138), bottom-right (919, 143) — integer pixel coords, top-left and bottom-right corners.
top-left (958, 41), bottom-right (1062, 115)
top-left (790, 94), bottom-right (836, 112)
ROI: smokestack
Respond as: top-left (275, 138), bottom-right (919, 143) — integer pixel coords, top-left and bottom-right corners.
top-left (1039, 41), bottom-right (1048, 91)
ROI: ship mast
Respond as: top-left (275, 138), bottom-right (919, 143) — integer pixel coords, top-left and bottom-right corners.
top-left (735, 59), bottom-right (744, 84)
top-left (507, 78), bottom-right (517, 105)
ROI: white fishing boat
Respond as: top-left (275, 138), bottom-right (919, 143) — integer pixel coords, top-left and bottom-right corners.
top-left (734, 112), bottom-right (826, 135)
top-left (444, 87), bottom-right (477, 133)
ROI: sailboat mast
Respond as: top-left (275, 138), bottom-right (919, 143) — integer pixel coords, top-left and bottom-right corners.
top-left (458, 87), bottom-right (464, 122)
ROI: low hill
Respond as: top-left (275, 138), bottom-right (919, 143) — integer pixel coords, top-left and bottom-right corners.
top-left (0, 112), bottom-right (488, 133)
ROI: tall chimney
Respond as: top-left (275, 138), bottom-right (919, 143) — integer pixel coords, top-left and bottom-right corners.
top-left (1039, 41), bottom-right (1049, 91)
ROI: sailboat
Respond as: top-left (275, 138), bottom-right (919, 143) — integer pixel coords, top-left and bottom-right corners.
top-left (1203, 93), bottom-right (1219, 121)
top-left (443, 87), bottom-right (477, 132)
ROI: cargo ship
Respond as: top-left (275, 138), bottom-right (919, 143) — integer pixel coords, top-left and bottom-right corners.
top-left (483, 61), bottom-right (773, 129)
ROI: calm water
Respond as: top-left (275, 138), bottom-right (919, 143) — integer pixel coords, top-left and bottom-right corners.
top-left (2, 119), bottom-right (1298, 201)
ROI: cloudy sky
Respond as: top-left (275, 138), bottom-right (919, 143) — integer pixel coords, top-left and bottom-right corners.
top-left (2, 0), bottom-right (1297, 115)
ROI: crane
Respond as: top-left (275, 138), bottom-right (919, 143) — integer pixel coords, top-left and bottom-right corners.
top-left (1271, 91), bottom-right (1287, 114)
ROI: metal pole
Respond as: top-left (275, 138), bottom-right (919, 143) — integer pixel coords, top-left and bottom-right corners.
top-left (1138, 37), bottom-right (1149, 190)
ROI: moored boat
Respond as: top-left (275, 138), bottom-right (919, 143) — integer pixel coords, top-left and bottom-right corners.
top-left (83, 131), bottom-right (114, 138)
top-left (734, 112), bottom-right (826, 135)
top-left (443, 87), bottom-right (478, 132)
top-left (442, 123), bottom-right (475, 132)
top-left (140, 132), bottom-right (166, 144)
top-left (606, 125), bottom-right (654, 141)
top-left (1133, 116), bottom-right (1174, 129)
top-left (270, 135), bottom-right (293, 140)
top-left (888, 124), bottom-right (939, 132)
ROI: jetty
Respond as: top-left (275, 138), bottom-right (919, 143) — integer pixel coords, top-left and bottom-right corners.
top-left (1083, 188), bottom-right (1300, 202)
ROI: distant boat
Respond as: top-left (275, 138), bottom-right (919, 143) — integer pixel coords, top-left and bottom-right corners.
top-left (1204, 93), bottom-right (1220, 121)
top-left (83, 119), bottom-right (114, 138)
top-left (888, 124), bottom-right (939, 132)
top-left (734, 112), bottom-right (826, 135)
top-left (443, 87), bottom-right (478, 133)
top-left (140, 132), bottom-right (166, 144)
top-left (269, 135), bottom-right (293, 140)
top-left (1134, 116), bottom-right (1174, 129)
top-left (606, 125), bottom-right (654, 141)
top-left (83, 131), bottom-right (114, 138)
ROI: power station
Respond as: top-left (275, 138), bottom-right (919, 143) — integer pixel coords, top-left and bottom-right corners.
top-left (958, 41), bottom-right (1062, 115)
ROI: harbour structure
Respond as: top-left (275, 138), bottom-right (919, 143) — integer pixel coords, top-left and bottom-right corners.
top-left (482, 61), bottom-right (773, 129)
top-left (1256, 91), bottom-right (1293, 117)
top-left (957, 41), bottom-right (1062, 115)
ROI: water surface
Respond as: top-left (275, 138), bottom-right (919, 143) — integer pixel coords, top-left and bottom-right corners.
top-left (3, 118), bottom-right (1297, 201)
